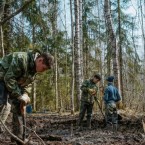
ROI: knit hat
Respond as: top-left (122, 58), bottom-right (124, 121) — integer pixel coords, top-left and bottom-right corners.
top-left (106, 76), bottom-right (114, 82)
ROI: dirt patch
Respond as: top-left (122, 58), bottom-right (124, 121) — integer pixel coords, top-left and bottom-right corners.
top-left (0, 112), bottom-right (145, 145)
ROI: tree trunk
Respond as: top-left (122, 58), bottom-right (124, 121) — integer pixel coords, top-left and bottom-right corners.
top-left (74, 0), bottom-right (83, 109)
top-left (63, 0), bottom-right (68, 114)
top-left (96, 0), bottom-right (104, 110)
top-left (83, 1), bottom-right (89, 79)
top-left (0, 25), bottom-right (4, 57)
top-left (104, 0), bottom-right (120, 91)
top-left (79, 0), bottom-right (83, 80)
top-left (118, 0), bottom-right (123, 100)
top-left (32, 24), bottom-right (36, 111)
top-left (70, 0), bottom-right (75, 114)
top-left (52, 0), bottom-right (59, 111)
top-left (139, 0), bottom-right (145, 111)
top-left (54, 30), bottom-right (58, 112)
top-left (0, 0), bottom-right (5, 57)
top-left (32, 81), bottom-right (36, 111)
top-left (3, 1), bottom-right (11, 54)
top-left (0, 0), bottom-right (5, 19)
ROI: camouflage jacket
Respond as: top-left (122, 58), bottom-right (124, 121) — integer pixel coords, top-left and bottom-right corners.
top-left (80, 79), bottom-right (98, 103)
top-left (0, 51), bottom-right (39, 98)
top-left (103, 83), bottom-right (121, 104)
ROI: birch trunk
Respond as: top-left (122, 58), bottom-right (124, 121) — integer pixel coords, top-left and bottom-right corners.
top-left (79, 0), bottom-right (83, 80)
top-left (3, 1), bottom-right (11, 54)
top-left (0, 0), bottom-right (5, 57)
top-left (0, 0), bottom-right (5, 19)
top-left (118, 0), bottom-right (123, 99)
top-left (0, 26), bottom-right (4, 57)
top-left (139, 0), bottom-right (145, 111)
top-left (32, 81), bottom-right (36, 111)
top-left (70, 0), bottom-right (75, 114)
top-left (52, 0), bottom-right (59, 111)
top-left (74, 0), bottom-right (82, 108)
top-left (83, 1), bottom-right (89, 78)
top-left (104, 0), bottom-right (120, 91)
top-left (32, 24), bottom-right (36, 111)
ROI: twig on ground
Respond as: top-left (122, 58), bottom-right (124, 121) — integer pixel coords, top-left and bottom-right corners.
top-left (142, 119), bottom-right (145, 133)
top-left (23, 125), bottom-right (46, 145)
top-left (0, 118), bottom-right (25, 144)
top-left (0, 116), bottom-right (46, 145)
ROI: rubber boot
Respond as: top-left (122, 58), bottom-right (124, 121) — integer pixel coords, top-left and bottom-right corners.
top-left (112, 123), bottom-right (118, 132)
top-left (87, 118), bottom-right (91, 129)
top-left (77, 118), bottom-right (83, 131)
top-left (77, 125), bottom-right (83, 131)
top-left (112, 110), bottom-right (118, 132)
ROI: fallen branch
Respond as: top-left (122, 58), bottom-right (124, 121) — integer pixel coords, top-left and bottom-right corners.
top-left (0, 118), bottom-right (39, 145)
top-left (0, 0), bottom-right (35, 25)
top-left (142, 119), bottom-right (145, 133)
top-left (23, 125), bottom-right (46, 145)
top-left (0, 118), bottom-right (25, 144)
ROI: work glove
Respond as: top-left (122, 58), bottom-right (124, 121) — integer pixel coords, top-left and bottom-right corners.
top-left (88, 88), bottom-right (96, 95)
top-left (18, 94), bottom-right (30, 115)
top-left (18, 93), bottom-right (30, 105)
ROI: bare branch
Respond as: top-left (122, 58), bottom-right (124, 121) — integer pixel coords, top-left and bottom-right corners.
top-left (23, 125), bottom-right (46, 145)
top-left (0, 118), bottom-right (25, 144)
top-left (0, 117), bottom-right (44, 145)
top-left (0, 0), bottom-right (35, 25)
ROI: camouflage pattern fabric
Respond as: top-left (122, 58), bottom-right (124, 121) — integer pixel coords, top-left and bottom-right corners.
top-left (0, 81), bottom-right (25, 142)
top-left (0, 104), bottom-right (11, 133)
top-left (78, 79), bottom-right (98, 127)
top-left (0, 103), bottom-right (11, 123)
top-left (0, 51), bottom-right (39, 143)
top-left (105, 102), bottom-right (118, 124)
top-left (0, 81), bottom-right (11, 128)
top-left (0, 51), bottom-right (38, 98)
top-left (80, 79), bottom-right (98, 103)
top-left (0, 81), bottom-right (8, 104)
top-left (78, 101), bottom-right (94, 126)
top-left (0, 100), bottom-right (26, 144)
top-left (11, 99), bottom-right (25, 140)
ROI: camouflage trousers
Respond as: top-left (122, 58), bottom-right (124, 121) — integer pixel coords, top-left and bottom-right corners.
top-left (78, 101), bottom-right (94, 126)
top-left (0, 81), bottom-right (25, 144)
top-left (0, 103), bottom-right (11, 132)
top-left (105, 102), bottom-right (118, 125)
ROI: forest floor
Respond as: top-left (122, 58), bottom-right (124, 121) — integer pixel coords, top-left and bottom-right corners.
top-left (0, 109), bottom-right (145, 145)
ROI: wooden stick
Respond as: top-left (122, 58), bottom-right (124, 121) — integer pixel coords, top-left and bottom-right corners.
top-left (142, 119), bottom-right (145, 133)
top-left (23, 125), bottom-right (46, 145)
top-left (0, 118), bottom-right (25, 144)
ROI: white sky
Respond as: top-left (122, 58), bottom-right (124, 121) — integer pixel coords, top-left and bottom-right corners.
top-left (124, 0), bottom-right (144, 58)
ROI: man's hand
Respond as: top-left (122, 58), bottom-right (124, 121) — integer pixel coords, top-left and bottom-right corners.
top-left (18, 94), bottom-right (30, 115)
top-left (18, 94), bottom-right (30, 105)
top-left (116, 100), bottom-right (123, 109)
top-left (20, 101), bottom-right (26, 115)
top-left (88, 89), bottom-right (96, 95)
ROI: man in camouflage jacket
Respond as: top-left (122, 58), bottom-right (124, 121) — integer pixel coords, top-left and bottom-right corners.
top-left (78, 74), bottom-right (101, 129)
top-left (0, 50), bottom-right (54, 145)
